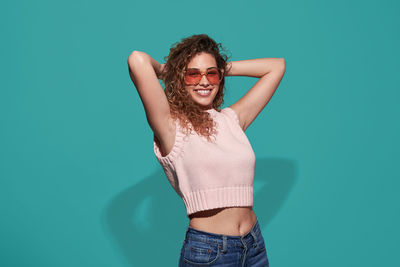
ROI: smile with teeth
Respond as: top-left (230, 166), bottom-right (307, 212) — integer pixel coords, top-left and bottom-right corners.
top-left (194, 88), bottom-right (212, 96)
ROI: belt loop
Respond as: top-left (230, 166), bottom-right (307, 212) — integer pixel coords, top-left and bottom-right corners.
top-left (221, 235), bottom-right (227, 253)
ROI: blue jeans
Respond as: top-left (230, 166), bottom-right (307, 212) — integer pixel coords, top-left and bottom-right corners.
top-left (179, 219), bottom-right (269, 266)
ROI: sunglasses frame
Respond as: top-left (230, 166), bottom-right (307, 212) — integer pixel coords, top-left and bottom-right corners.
top-left (183, 67), bottom-right (223, 86)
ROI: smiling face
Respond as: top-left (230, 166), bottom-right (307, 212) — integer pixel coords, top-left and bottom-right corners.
top-left (184, 52), bottom-right (222, 110)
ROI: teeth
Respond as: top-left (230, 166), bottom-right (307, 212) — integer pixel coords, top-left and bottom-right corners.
top-left (197, 90), bottom-right (210, 94)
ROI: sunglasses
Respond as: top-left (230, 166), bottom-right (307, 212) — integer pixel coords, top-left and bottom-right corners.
top-left (184, 67), bottom-right (222, 85)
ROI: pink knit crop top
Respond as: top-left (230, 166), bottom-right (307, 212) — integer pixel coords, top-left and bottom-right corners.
top-left (153, 107), bottom-right (256, 216)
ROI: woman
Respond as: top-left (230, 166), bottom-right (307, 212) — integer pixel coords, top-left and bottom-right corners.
top-left (128, 34), bottom-right (285, 266)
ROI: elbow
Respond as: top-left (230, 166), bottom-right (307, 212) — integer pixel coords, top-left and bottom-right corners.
top-left (128, 50), bottom-right (148, 68)
top-left (268, 58), bottom-right (286, 78)
top-left (279, 58), bottom-right (286, 72)
top-left (129, 50), bottom-right (144, 58)
top-left (266, 58), bottom-right (285, 76)
top-left (273, 58), bottom-right (286, 76)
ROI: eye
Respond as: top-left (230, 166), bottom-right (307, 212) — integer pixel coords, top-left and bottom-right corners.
top-left (186, 70), bottom-right (200, 76)
top-left (207, 70), bottom-right (220, 77)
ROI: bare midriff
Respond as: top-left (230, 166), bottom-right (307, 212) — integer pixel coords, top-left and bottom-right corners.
top-left (188, 206), bottom-right (258, 236)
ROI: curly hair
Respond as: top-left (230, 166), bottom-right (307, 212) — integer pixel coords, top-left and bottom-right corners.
top-left (159, 34), bottom-right (232, 143)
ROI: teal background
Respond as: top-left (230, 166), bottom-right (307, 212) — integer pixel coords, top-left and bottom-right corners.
top-left (1, 0), bottom-right (399, 266)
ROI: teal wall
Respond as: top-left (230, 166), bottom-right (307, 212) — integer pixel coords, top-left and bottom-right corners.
top-left (1, 0), bottom-right (399, 266)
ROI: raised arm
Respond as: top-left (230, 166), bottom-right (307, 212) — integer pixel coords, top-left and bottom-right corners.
top-left (226, 58), bottom-right (286, 131)
top-left (127, 51), bottom-right (171, 139)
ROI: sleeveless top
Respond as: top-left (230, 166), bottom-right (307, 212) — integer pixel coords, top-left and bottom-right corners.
top-left (153, 107), bottom-right (256, 216)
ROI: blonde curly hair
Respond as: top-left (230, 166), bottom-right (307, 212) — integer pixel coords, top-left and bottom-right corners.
top-left (159, 34), bottom-right (231, 142)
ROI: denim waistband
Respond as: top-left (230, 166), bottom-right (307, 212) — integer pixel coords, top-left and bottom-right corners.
top-left (184, 219), bottom-right (261, 250)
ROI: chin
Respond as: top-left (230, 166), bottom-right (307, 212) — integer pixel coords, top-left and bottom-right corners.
top-left (191, 95), bottom-right (215, 106)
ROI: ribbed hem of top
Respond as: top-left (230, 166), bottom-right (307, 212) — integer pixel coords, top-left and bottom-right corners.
top-left (182, 186), bottom-right (253, 216)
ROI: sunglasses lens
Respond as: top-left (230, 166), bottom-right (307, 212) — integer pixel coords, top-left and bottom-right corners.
top-left (206, 69), bottom-right (221, 84)
top-left (185, 70), bottom-right (201, 85)
top-left (185, 68), bottom-right (221, 85)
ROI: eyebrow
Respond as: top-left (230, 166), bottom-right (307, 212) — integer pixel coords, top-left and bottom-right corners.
top-left (187, 67), bottom-right (218, 70)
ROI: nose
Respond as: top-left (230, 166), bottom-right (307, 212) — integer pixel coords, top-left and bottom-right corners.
top-left (199, 74), bottom-right (211, 86)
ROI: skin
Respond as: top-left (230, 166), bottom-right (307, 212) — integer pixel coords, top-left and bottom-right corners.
top-left (128, 49), bottom-right (286, 236)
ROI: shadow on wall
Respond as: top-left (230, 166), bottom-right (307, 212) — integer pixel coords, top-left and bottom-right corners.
top-left (101, 157), bottom-right (297, 266)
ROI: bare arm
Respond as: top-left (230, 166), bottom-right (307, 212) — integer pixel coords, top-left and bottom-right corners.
top-left (127, 51), bottom-right (171, 138)
top-left (225, 58), bottom-right (286, 131)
